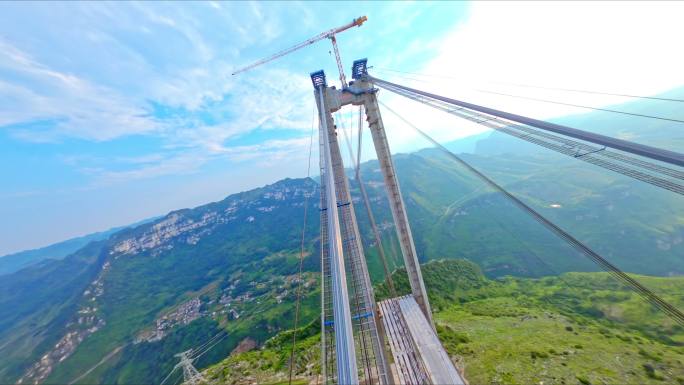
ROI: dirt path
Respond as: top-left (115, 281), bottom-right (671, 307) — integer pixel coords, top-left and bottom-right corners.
top-left (68, 344), bottom-right (126, 385)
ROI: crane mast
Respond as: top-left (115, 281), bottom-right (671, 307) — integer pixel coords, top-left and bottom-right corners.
top-left (231, 16), bottom-right (367, 88)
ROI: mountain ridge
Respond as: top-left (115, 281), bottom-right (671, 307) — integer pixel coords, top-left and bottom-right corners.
top-left (2, 88), bottom-right (684, 383)
top-left (0, 217), bottom-right (162, 276)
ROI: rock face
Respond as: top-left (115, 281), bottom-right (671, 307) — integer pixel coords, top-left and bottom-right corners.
top-left (230, 338), bottom-right (257, 355)
top-left (110, 179), bottom-right (318, 258)
top-left (111, 213), bottom-right (215, 256)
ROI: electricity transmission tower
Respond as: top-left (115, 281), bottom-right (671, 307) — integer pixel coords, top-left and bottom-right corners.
top-left (174, 350), bottom-right (205, 385)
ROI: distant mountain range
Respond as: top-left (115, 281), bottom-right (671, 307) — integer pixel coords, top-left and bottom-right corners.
top-left (1, 87), bottom-right (683, 384)
top-left (0, 218), bottom-right (160, 276)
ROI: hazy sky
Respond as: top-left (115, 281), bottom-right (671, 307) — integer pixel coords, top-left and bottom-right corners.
top-left (1, 1), bottom-right (683, 255)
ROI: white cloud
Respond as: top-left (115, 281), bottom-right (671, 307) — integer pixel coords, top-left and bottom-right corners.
top-left (9, 1), bottom-right (681, 186)
top-left (83, 136), bottom-right (312, 186)
top-left (373, 1), bottom-right (684, 152)
top-left (0, 3), bottom-right (318, 186)
top-left (426, 1), bottom-right (684, 104)
top-left (0, 2), bottom-right (314, 144)
top-left (0, 39), bottom-right (159, 142)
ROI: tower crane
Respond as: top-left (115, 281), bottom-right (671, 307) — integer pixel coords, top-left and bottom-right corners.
top-left (231, 16), bottom-right (367, 88)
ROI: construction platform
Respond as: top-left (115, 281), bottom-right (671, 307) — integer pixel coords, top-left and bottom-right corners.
top-left (378, 295), bottom-right (466, 385)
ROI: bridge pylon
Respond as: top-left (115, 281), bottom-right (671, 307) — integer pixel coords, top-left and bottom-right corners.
top-left (314, 70), bottom-right (391, 385)
top-left (313, 58), bottom-right (439, 384)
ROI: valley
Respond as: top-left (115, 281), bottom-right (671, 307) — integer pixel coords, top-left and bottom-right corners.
top-left (1, 132), bottom-right (683, 384)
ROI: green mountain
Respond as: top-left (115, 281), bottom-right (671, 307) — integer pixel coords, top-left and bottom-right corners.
top-left (0, 217), bottom-right (160, 276)
top-left (361, 147), bottom-right (684, 278)
top-left (205, 259), bottom-right (684, 385)
top-left (0, 178), bottom-right (321, 384)
top-left (0, 227), bottom-right (123, 276)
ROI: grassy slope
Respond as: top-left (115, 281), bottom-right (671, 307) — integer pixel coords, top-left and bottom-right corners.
top-left (437, 303), bottom-right (684, 385)
top-left (436, 273), bottom-right (684, 385)
top-left (205, 260), bottom-right (684, 385)
top-left (203, 320), bottom-right (321, 385)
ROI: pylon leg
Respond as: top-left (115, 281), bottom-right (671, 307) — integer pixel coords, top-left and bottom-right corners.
top-left (364, 93), bottom-right (434, 326)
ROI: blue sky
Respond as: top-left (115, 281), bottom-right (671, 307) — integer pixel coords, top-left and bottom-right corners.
top-left (1, 1), bottom-right (683, 255)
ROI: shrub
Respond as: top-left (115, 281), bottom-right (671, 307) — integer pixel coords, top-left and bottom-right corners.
top-left (530, 350), bottom-right (549, 359)
top-left (616, 334), bottom-right (632, 342)
top-left (642, 363), bottom-right (665, 381)
top-left (638, 349), bottom-right (662, 362)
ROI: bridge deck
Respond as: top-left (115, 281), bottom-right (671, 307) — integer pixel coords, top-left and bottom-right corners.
top-left (378, 297), bottom-right (429, 384)
top-left (378, 295), bottom-right (466, 385)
